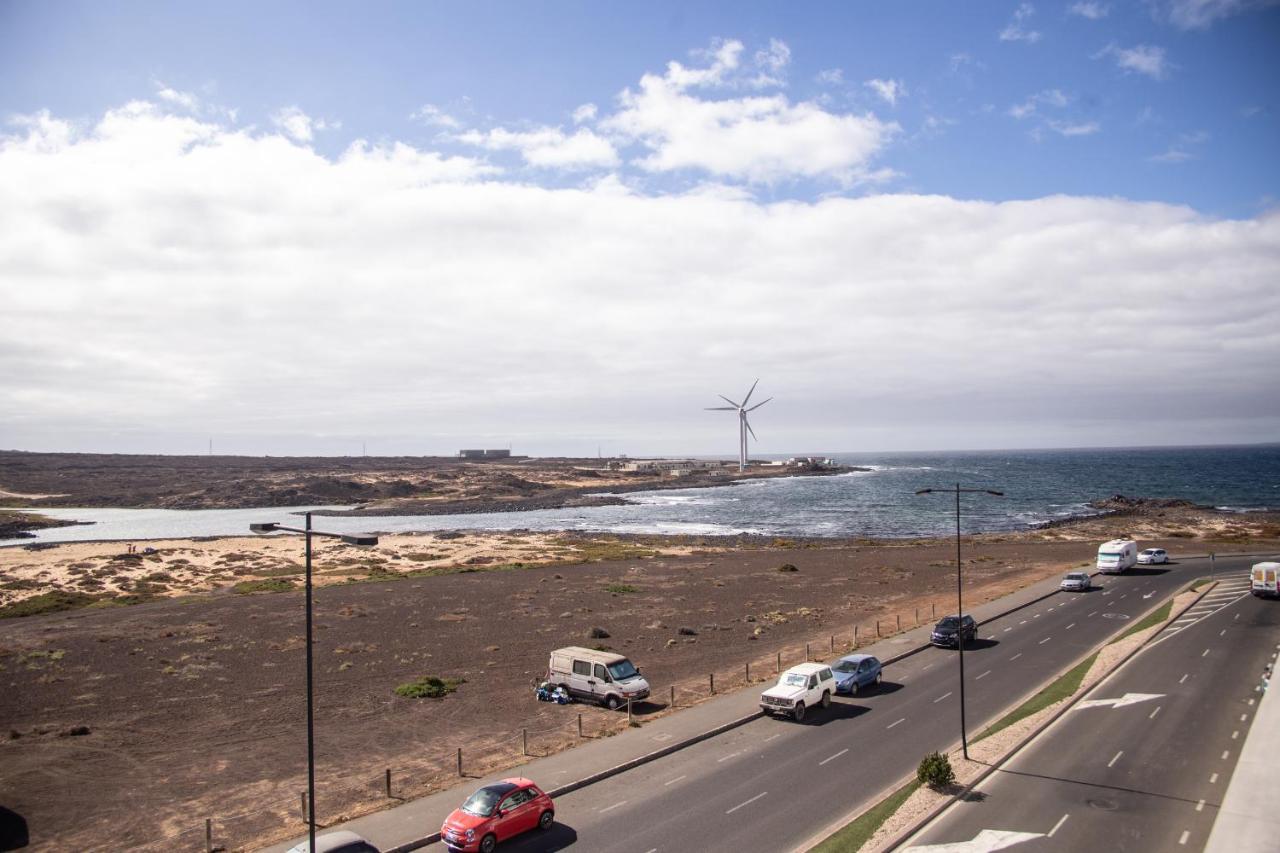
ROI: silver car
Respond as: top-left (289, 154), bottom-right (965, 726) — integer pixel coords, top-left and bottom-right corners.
top-left (1060, 571), bottom-right (1092, 592)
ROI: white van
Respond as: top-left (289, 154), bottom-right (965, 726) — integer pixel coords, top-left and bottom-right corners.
top-left (1097, 539), bottom-right (1138, 574)
top-left (1251, 562), bottom-right (1279, 598)
top-left (548, 647), bottom-right (650, 710)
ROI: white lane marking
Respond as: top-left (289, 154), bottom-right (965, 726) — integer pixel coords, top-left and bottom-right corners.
top-left (887, 718), bottom-right (906, 729)
top-left (1088, 611), bottom-right (1098, 617)
top-left (725, 791), bottom-right (767, 814)
top-left (1240, 713), bottom-right (1248, 722)
top-left (1202, 648), bottom-right (1211, 657)
top-left (1196, 799), bottom-right (1205, 812)
top-left (1232, 730), bottom-right (1239, 740)
top-left (1011, 653), bottom-right (1023, 661)
top-left (1180, 673), bottom-right (1189, 684)
top-left (1108, 751), bottom-right (1123, 767)
top-left (934, 692), bottom-right (953, 703)
top-left (1048, 813), bottom-right (1070, 837)
top-left (1039, 637), bottom-right (1052, 645)
top-left (763, 733), bottom-right (783, 743)
top-left (1020, 620), bottom-right (1028, 625)
top-left (986, 635), bottom-right (996, 641)
top-left (1221, 750), bottom-right (1230, 760)
top-left (1248, 698), bottom-right (1255, 706)
top-left (1179, 830), bottom-right (1190, 845)
top-left (664, 775), bottom-right (686, 786)
top-left (1210, 773), bottom-right (1219, 783)
top-left (921, 663), bottom-right (935, 672)
top-left (1004, 627), bottom-right (1013, 632)
top-left (645, 849), bottom-right (657, 853)
top-left (976, 670), bottom-right (991, 680)
top-left (1034, 614), bottom-right (1041, 619)
top-left (717, 751), bottom-right (742, 763)
top-left (820, 748), bottom-right (849, 766)
top-left (1149, 706), bottom-right (1162, 720)
top-left (1066, 623), bottom-right (1076, 630)
top-left (599, 800), bottom-right (628, 813)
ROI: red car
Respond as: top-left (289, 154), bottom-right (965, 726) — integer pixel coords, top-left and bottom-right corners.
top-left (441, 777), bottom-right (555, 853)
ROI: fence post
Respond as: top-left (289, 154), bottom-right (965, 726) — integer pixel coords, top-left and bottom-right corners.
top-left (876, 620), bottom-right (881, 637)
top-left (745, 661), bottom-right (750, 681)
top-left (522, 728), bottom-right (528, 756)
top-left (578, 713), bottom-right (583, 738)
top-left (457, 747), bottom-right (463, 776)
top-left (897, 614), bottom-right (901, 632)
top-left (627, 696), bottom-right (633, 725)
top-left (830, 635), bottom-right (835, 653)
top-left (776, 651), bottom-right (782, 673)
top-left (854, 625), bottom-right (859, 644)
top-left (932, 602), bottom-right (936, 618)
top-left (805, 642), bottom-right (811, 661)
top-left (710, 673), bottom-right (715, 694)
top-left (205, 818), bottom-right (213, 853)
top-left (669, 685), bottom-right (675, 708)
top-left (385, 768), bottom-right (391, 798)
top-left (915, 607), bottom-right (919, 626)
top-left (300, 791), bottom-right (308, 823)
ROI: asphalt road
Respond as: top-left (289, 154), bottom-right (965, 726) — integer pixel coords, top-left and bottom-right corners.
top-left (901, 567), bottom-right (1279, 853)
top-left (468, 554), bottom-right (1266, 853)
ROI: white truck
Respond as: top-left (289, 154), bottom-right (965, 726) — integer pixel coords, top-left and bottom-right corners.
top-left (759, 662), bottom-right (835, 722)
top-left (547, 647), bottom-right (650, 710)
top-left (1097, 539), bottom-right (1138, 574)
top-left (1251, 562), bottom-right (1279, 598)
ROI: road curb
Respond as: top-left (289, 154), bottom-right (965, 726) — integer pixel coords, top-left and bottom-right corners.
top-left (882, 577), bottom-right (1219, 852)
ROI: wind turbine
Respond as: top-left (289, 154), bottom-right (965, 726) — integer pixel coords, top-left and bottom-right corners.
top-left (706, 379), bottom-right (772, 472)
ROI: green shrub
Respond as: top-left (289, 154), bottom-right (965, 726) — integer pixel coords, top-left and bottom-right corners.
top-left (917, 751), bottom-right (955, 789)
top-left (604, 583), bottom-right (638, 594)
top-left (0, 591), bottom-right (99, 619)
top-left (394, 675), bottom-right (465, 699)
top-left (232, 578), bottom-right (296, 594)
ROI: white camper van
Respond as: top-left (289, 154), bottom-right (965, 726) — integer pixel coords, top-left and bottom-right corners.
top-left (1251, 562), bottom-right (1279, 598)
top-left (1097, 539), bottom-right (1138, 574)
top-left (547, 647), bottom-right (650, 710)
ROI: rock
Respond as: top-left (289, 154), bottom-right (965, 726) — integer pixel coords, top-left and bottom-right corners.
top-left (778, 563), bottom-right (799, 572)
top-left (59, 726), bottom-right (90, 737)
top-left (744, 614), bottom-right (756, 622)
top-left (588, 627), bottom-right (611, 639)
top-left (559, 612), bottom-right (573, 618)
top-left (644, 621), bottom-right (666, 630)
top-left (485, 645), bottom-right (500, 652)
top-left (665, 639), bottom-right (678, 647)
top-left (677, 626), bottom-right (698, 636)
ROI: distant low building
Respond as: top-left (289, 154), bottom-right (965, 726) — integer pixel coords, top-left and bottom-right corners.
top-left (458, 448), bottom-right (512, 459)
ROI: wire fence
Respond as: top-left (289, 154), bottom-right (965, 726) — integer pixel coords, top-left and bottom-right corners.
top-left (158, 597), bottom-right (953, 851)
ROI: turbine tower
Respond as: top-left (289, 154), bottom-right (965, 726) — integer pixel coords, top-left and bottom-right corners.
top-left (706, 379), bottom-right (772, 472)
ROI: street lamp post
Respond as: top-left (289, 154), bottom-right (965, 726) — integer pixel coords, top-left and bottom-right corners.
top-left (251, 512), bottom-right (377, 852)
top-left (916, 484), bottom-right (1002, 760)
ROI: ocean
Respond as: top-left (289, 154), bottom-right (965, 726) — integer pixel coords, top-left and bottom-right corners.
top-left (4, 445), bottom-right (1278, 545)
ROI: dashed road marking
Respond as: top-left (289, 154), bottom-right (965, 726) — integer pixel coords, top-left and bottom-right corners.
top-left (1039, 637), bottom-right (1052, 645)
top-left (1150, 706), bottom-right (1161, 720)
top-left (887, 718), bottom-right (906, 729)
top-left (1048, 813), bottom-right (1070, 837)
top-left (717, 751), bottom-right (742, 763)
top-left (976, 670), bottom-right (991, 680)
top-left (1180, 673), bottom-right (1189, 684)
top-left (763, 733), bottom-right (782, 743)
top-left (1210, 773), bottom-right (1219, 784)
top-left (1088, 611), bottom-right (1098, 617)
top-left (1004, 627), bottom-right (1013, 632)
top-left (599, 800), bottom-right (628, 813)
top-left (1232, 730), bottom-right (1239, 740)
top-left (1179, 830), bottom-right (1190, 846)
top-left (1196, 799), bottom-right (1205, 812)
top-left (1202, 649), bottom-right (1211, 657)
top-left (1108, 751), bottom-right (1123, 768)
top-left (1011, 653), bottom-right (1023, 661)
top-left (1020, 620), bottom-right (1028, 625)
top-left (934, 692), bottom-right (953, 703)
top-left (725, 791), bottom-right (767, 814)
top-left (1066, 623), bottom-right (1076, 630)
top-left (664, 775), bottom-right (686, 786)
top-left (819, 748), bottom-right (848, 766)
top-left (1240, 713), bottom-right (1248, 722)
top-left (1221, 750), bottom-right (1230, 760)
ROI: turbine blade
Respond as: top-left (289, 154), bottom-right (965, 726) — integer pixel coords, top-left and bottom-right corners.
top-left (741, 378), bottom-right (760, 407)
top-left (705, 406), bottom-right (737, 411)
top-left (746, 396), bottom-right (772, 412)
top-left (745, 418), bottom-right (758, 442)
top-left (718, 394), bottom-right (742, 408)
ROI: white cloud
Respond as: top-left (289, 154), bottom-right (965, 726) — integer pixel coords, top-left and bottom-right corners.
top-left (1068, 2), bottom-right (1110, 18)
top-left (1159, 0), bottom-right (1280, 29)
top-left (601, 39), bottom-right (898, 184)
top-left (2, 100), bottom-right (1277, 454)
top-left (815, 68), bottom-right (844, 86)
top-left (457, 125), bottom-right (619, 169)
top-left (572, 103), bottom-right (598, 124)
top-left (270, 106), bottom-right (339, 143)
top-left (751, 39), bottom-right (792, 87)
top-left (999, 3), bottom-right (1043, 43)
top-left (155, 84), bottom-right (200, 111)
top-left (1150, 130), bottom-right (1209, 162)
top-left (411, 104), bottom-right (461, 129)
top-left (1096, 43), bottom-right (1170, 79)
top-left (1008, 89), bottom-right (1070, 119)
top-left (1048, 119), bottom-right (1101, 136)
top-left (865, 78), bottom-right (907, 107)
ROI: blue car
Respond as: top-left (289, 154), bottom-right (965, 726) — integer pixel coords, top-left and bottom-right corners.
top-left (831, 654), bottom-right (882, 695)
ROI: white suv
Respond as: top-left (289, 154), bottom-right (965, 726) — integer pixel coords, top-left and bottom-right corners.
top-left (760, 662), bottom-right (835, 722)
top-left (1137, 548), bottom-right (1168, 565)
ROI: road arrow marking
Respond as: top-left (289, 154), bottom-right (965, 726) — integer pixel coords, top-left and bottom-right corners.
top-left (1143, 591), bottom-right (1155, 599)
top-left (1075, 692), bottom-right (1164, 710)
top-left (905, 829), bottom-right (1044, 852)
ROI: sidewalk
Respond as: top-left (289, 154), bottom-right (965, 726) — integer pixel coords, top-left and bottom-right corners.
top-left (263, 566), bottom-right (1077, 852)
top-left (1204, 658), bottom-right (1279, 853)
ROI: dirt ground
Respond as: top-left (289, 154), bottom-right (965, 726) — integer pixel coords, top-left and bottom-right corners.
top-left (2, 503), bottom-right (1277, 852)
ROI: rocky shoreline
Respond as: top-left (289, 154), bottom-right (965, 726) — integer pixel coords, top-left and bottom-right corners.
top-left (0, 511), bottom-right (89, 540)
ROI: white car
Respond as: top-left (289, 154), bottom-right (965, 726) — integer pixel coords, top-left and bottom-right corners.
top-left (759, 662), bottom-right (835, 722)
top-left (1060, 571), bottom-right (1092, 592)
top-left (1137, 548), bottom-right (1168, 565)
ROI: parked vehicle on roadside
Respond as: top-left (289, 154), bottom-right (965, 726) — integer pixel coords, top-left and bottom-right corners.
top-left (930, 614), bottom-right (977, 648)
top-left (831, 654), bottom-right (882, 695)
top-left (760, 662), bottom-right (835, 721)
top-left (441, 778), bottom-right (555, 853)
top-left (547, 647), bottom-right (649, 709)
top-left (1251, 562), bottom-right (1279, 598)
top-left (1097, 539), bottom-right (1138, 573)
top-left (285, 830), bottom-right (380, 853)
top-left (1060, 571), bottom-right (1092, 592)
top-left (1137, 548), bottom-right (1168, 565)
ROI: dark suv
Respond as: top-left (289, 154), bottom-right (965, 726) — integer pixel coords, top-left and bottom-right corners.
top-left (931, 614), bottom-right (977, 648)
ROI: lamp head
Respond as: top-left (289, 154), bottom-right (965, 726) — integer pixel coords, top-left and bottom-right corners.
top-left (249, 523), bottom-right (279, 534)
top-left (915, 488), bottom-right (933, 495)
top-left (341, 534), bottom-right (379, 547)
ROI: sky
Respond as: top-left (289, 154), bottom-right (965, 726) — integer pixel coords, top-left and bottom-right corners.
top-left (1, 0), bottom-right (1278, 458)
